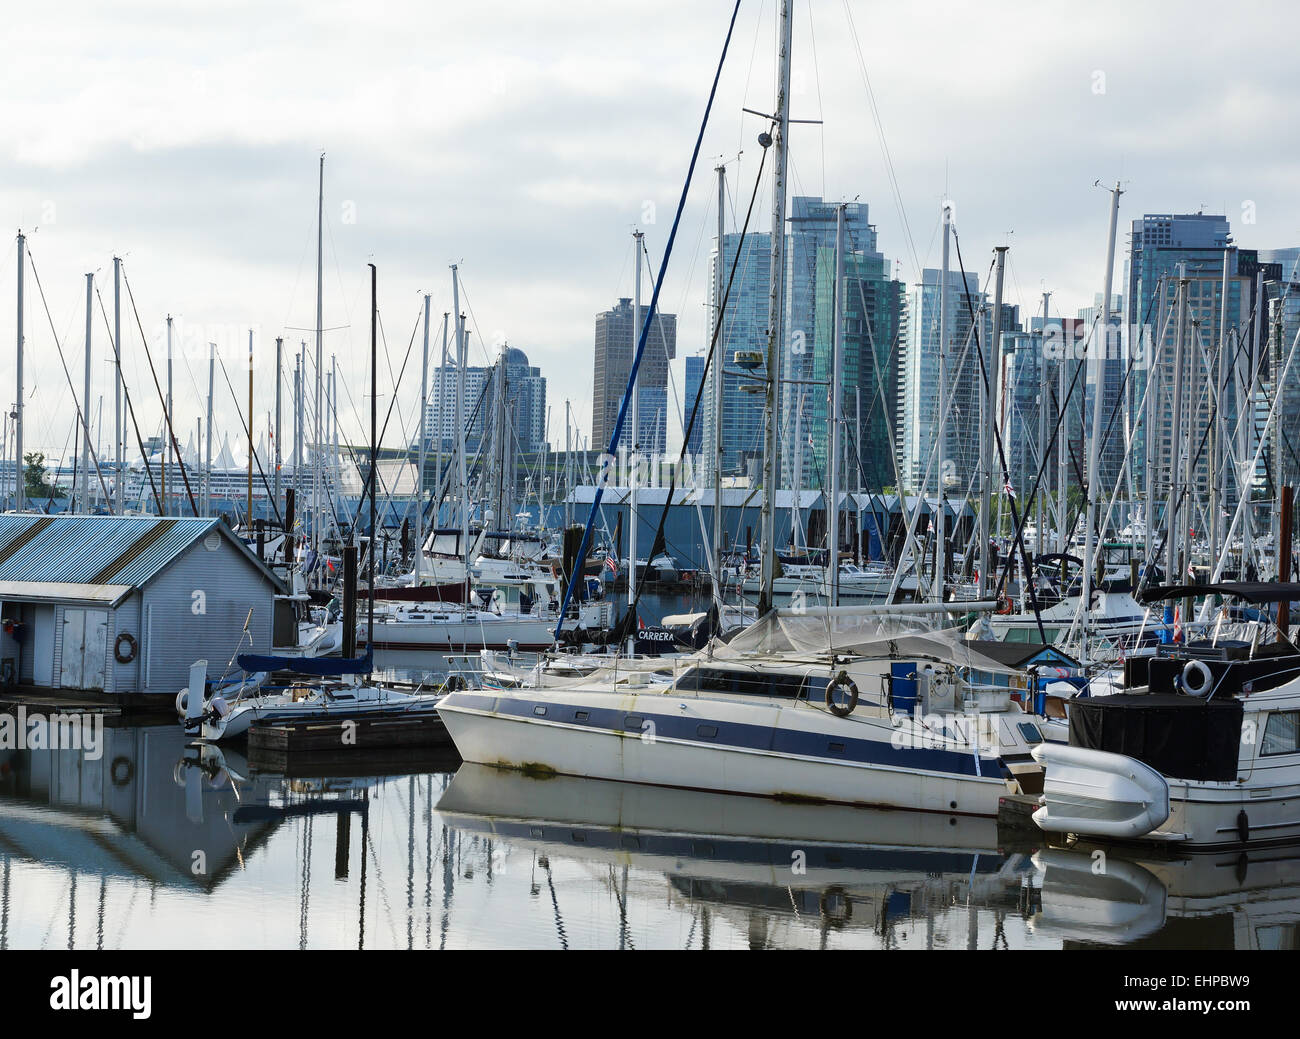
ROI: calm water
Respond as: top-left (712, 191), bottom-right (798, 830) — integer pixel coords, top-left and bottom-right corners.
top-left (2, 720), bottom-right (1298, 949)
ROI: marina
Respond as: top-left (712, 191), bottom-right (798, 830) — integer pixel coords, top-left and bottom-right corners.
top-left (1, 1), bottom-right (1299, 1007)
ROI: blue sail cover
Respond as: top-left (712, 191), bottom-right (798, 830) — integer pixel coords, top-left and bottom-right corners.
top-left (237, 650), bottom-right (373, 676)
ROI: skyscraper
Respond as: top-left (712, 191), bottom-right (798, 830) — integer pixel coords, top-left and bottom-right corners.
top-left (782, 197), bottom-right (877, 487)
top-left (897, 268), bottom-right (986, 496)
top-left (592, 297), bottom-right (676, 452)
top-left (703, 231), bottom-right (772, 481)
top-left (683, 353), bottom-right (706, 458)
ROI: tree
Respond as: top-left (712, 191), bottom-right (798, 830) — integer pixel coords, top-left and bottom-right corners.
top-left (23, 452), bottom-right (64, 500)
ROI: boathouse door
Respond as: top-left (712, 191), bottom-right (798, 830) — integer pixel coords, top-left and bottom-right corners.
top-left (60, 608), bottom-right (109, 690)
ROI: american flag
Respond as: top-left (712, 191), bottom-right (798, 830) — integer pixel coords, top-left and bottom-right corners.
top-left (605, 555), bottom-right (618, 573)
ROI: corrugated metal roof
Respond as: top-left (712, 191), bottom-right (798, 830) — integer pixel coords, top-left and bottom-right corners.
top-left (0, 515), bottom-right (280, 591)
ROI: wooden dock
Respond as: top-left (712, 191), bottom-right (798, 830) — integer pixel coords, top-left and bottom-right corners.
top-left (246, 712), bottom-right (452, 771)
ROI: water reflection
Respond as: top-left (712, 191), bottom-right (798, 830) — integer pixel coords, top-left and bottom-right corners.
top-left (1, 717), bottom-right (1298, 949)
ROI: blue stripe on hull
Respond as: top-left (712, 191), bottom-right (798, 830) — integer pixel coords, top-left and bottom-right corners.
top-left (446, 693), bottom-right (1005, 779)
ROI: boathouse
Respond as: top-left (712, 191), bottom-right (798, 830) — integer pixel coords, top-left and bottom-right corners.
top-left (0, 515), bottom-right (287, 697)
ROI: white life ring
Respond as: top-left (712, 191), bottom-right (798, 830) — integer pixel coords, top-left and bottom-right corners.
top-left (1183, 658), bottom-right (1213, 697)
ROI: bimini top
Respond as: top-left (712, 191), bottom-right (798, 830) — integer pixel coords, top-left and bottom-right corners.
top-left (1137, 582), bottom-right (1300, 605)
top-left (0, 513), bottom-right (286, 606)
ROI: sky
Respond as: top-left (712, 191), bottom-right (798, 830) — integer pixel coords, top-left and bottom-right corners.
top-left (2, 0), bottom-right (1297, 465)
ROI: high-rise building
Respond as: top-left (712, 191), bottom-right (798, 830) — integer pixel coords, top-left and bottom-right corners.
top-left (592, 297), bottom-right (676, 452)
top-left (807, 240), bottom-right (903, 492)
top-left (1126, 214), bottom-right (1273, 511)
top-left (703, 231), bottom-right (772, 481)
top-left (782, 197), bottom-right (878, 487)
top-left (494, 347), bottom-right (548, 455)
top-left (427, 364), bottom-right (491, 452)
top-left (683, 353), bottom-right (706, 458)
top-left (897, 268), bottom-right (987, 495)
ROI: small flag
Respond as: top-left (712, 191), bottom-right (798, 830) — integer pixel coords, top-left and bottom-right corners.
top-left (1173, 604), bottom-right (1183, 644)
top-left (605, 555), bottom-right (618, 573)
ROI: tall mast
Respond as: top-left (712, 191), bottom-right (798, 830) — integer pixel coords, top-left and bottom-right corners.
top-left (629, 229), bottom-right (643, 609)
top-left (164, 315), bottom-right (174, 515)
top-left (452, 265), bottom-right (468, 583)
top-left (81, 273), bottom-right (93, 512)
top-left (757, 0), bottom-right (793, 616)
top-left (14, 233), bottom-right (24, 512)
top-left (274, 336), bottom-right (283, 515)
top-left (416, 293), bottom-right (430, 583)
top-left (980, 246), bottom-right (1007, 599)
top-left (712, 165), bottom-right (726, 615)
top-left (1211, 249), bottom-right (1231, 572)
top-left (367, 263), bottom-right (378, 677)
top-left (792, 391), bottom-right (802, 548)
top-left (314, 153), bottom-right (325, 577)
top-left (247, 329), bottom-right (254, 523)
top-left (1082, 182), bottom-right (1122, 634)
top-left (293, 349), bottom-right (303, 506)
top-left (1167, 269), bottom-right (1188, 585)
top-left (1036, 291), bottom-right (1050, 557)
top-left (828, 204), bottom-right (845, 606)
top-left (113, 257), bottom-right (123, 513)
top-left (205, 342), bottom-right (215, 516)
top-left (934, 202), bottom-right (950, 602)
top-left (437, 313), bottom-right (448, 534)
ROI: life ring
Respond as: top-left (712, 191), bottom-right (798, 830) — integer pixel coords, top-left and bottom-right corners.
top-left (825, 670), bottom-right (859, 717)
top-left (114, 632), bottom-right (138, 664)
top-left (996, 596), bottom-right (1013, 616)
top-left (110, 756), bottom-right (134, 787)
top-left (1183, 659), bottom-right (1213, 697)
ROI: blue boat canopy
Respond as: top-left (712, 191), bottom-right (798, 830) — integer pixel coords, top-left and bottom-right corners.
top-left (237, 650), bottom-right (373, 676)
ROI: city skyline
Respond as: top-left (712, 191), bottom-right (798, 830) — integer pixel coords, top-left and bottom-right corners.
top-left (2, 1), bottom-right (1299, 464)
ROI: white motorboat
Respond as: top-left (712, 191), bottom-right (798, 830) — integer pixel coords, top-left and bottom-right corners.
top-left (1032, 582), bottom-right (1300, 848)
top-left (439, 606), bottom-right (1057, 818)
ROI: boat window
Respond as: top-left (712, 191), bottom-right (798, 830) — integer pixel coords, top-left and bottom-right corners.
top-left (675, 666), bottom-right (810, 699)
top-left (1017, 722), bottom-right (1043, 745)
top-left (1262, 711), bottom-right (1300, 756)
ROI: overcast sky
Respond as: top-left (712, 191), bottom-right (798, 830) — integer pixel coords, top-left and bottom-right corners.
top-left (2, 0), bottom-right (1297, 464)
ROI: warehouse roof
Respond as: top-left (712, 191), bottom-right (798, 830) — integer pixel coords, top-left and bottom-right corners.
top-left (0, 514), bottom-right (286, 603)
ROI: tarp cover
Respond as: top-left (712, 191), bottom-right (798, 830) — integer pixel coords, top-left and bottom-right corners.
top-left (1069, 693), bottom-right (1244, 782)
top-left (713, 608), bottom-right (1022, 674)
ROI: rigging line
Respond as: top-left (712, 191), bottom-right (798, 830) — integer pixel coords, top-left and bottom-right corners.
top-left (557, 0), bottom-right (744, 641)
top-left (213, 353), bottom-right (285, 529)
top-left (616, 127), bottom-right (770, 640)
top-left (92, 284), bottom-right (162, 514)
top-left (950, 228), bottom-right (1046, 639)
top-left (22, 246), bottom-right (115, 508)
top-left (841, 0), bottom-right (921, 282)
top-left (119, 264), bottom-right (201, 516)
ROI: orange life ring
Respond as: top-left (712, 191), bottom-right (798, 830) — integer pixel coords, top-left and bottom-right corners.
top-left (996, 596), bottom-right (1013, 616)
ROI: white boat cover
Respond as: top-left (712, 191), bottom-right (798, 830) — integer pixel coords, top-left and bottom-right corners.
top-left (713, 607), bottom-right (1022, 674)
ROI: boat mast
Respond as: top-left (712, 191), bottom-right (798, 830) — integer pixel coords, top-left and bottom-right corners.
top-left (828, 203), bottom-right (845, 606)
top-left (314, 153), bottom-right (325, 580)
top-left (113, 257), bottom-right (123, 514)
top-left (274, 336), bottom-right (283, 516)
top-left (15, 232), bottom-right (23, 513)
top-left (452, 265), bottom-right (468, 584)
top-left (247, 329), bottom-right (254, 523)
top-left (1166, 267), bottom-right (1188, 586)
top-left (980, 246), bottom-right (1007, 599)
top-left (437, 311), bottom-right (448, 536)
top-left (1036, 291), bottom-right (1050, 558)
top-left (368, 263), bottom-right (377, 677)
top-left (934, 202), bottom-right (949, 602)
top-left (712, 165), bottom-right (726, 615)
top-left (757, 0), bottom-right (793, 616)
top-left (416, 293), bottom-right (430, 584)
top-left (630, 228), bottom-right (643, 611)
top-left (1082, 181), bottom-right (1122, 635)
top-left (165, 315), bottom-right (173, 516)
top-left (205, 342), bottom-right (215, 516)
top-left (81, 272), bottom-right (92, 512)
